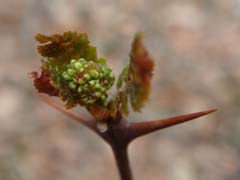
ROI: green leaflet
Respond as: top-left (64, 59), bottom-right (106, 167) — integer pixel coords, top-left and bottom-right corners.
top-left (117, 65), bottom-right (129, 89)
top-left (108, 88), bottom-right (129, 117)
top-left (120, 90), bottom-right (129, 115)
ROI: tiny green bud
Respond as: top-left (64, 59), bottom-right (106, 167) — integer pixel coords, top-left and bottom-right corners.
top-left (100, 95), bottom-right (106, 100)
top-left (87, 99), bottom-right (95, 104)
top-left (73, 78), bottom-right (78, 83)
top-left (82, 85), bottom-right (89, 91)
top-left (77, 87), bottom-right (82, 93)
top-left (82, 97), bottom-right (89, 103)
top-left (74, 62), bottom-right (83, 70)
top-left (94, 83), bottom-right (101, 90)
top-left (89, 80), bottom-right (95, 86)
top-left (67, 69), bottom-right (76, 76)
top-left (103, 68), bottom-right (111, 77)
top-left (109, 72), bottom-right (114, 80)
top-left (78, 79), bottom-right (85, 85)
top-left (78, 58), bottom-right (86, 63)
top-left (71, 59), bottom-right (77, 64)
top-left (89, 70), bottom-right (99, 79)
top-left (88, 61), bottom-right (94, 65)
top-left (69, 82), bottom-right (76, 90)
top-left (83, 74), bottom-right (91, 81)
top-left (100, 86), bottom-right (106, 92)
top-left (62, 72), bottom-right (72, 81)
top-left (95, 92), bottom-right (102, 97)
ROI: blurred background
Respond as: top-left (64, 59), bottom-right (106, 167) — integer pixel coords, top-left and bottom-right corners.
top-left (0, 0), bottom-right (240, 179)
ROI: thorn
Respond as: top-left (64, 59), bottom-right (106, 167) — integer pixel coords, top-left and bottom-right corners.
top-left (127, 109), bottom-right (217, 141)
top-left (36, 94), bottom-right (97, 132)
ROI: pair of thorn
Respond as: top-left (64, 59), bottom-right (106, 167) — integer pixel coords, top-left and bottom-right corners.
top-left (38, 94), bottom-right (217, 180)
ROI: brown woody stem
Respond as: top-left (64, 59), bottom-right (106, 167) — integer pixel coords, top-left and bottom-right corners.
top-left (38, 95), bottom-right (217, 180)
top-left (112, 145), bottom-right (132, 180)
top-left (38, 94), bottom-right (98, 132)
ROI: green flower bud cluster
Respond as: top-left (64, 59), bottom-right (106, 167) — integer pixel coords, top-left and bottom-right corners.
top-left (61, 58), bottom-right (115, 105)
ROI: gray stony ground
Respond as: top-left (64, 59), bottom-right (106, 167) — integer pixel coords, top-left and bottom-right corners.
top-left (0, 0), bottom-right (240, 179)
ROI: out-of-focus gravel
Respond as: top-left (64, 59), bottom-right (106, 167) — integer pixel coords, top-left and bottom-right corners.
top-left (0, 0), bottom-right (240, 179)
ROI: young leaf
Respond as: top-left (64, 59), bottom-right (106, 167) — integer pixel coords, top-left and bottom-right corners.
top-left (35, 31), bottom-right (97, 62)
top-left (31, 68), bottom-right (59, 96)
top-left (113, 33), bottom-right (154, 115)
top-left (128, 33), bottom-right (154, 112)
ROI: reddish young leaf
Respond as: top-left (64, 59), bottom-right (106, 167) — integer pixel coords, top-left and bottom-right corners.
top-left (31, 68), bottom-right (59, 96)
top-left (129, 33), bottom-right (154, 112)
top-left (130, 33), bottom-right (154, 83)
top-left (35, 32), bottom-right (97, 62)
